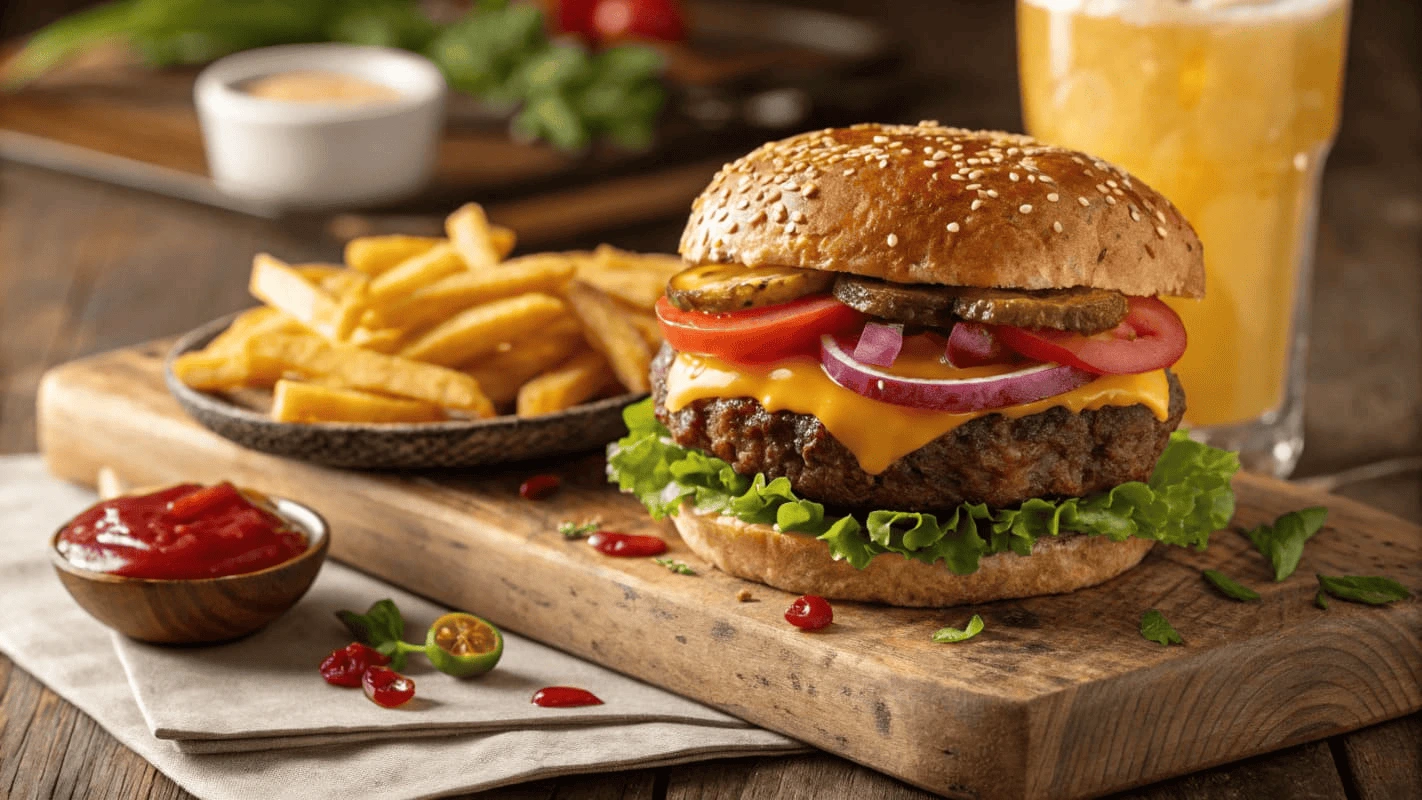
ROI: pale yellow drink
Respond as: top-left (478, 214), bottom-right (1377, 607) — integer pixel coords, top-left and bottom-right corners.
top-left (1018, 0), bottom-right (1349, 427)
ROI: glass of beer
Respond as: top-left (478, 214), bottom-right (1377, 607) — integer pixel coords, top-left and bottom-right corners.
top-left (1017, 0), bottom-right (1350, 477)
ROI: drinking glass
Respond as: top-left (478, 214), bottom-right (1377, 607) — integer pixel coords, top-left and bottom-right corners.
top-left (1016, 0), bottom-right (1351, 477)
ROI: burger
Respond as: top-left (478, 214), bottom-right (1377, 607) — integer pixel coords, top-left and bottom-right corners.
top-left (609, 122), bottom-right (1239, 607)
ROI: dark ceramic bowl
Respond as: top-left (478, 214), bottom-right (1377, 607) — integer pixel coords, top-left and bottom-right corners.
top-left (165, 314), bottom-right (643, 469)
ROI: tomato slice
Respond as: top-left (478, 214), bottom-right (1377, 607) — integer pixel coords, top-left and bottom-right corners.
top-left (655, 294), bottom-right (863, 364)
top-left (993, 296), bottom-right (1187, 375)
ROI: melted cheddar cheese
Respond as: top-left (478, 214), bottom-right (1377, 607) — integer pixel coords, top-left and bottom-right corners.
top-left (663, 351), bottom-right (1171, 476)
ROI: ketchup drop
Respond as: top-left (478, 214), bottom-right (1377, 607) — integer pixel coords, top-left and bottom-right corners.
top-left (785, 595), bottom-right (833, 631)
top-left (587, 531), bottom-right (668, 557)
top-left (519, 474), bottom-right (562, 500)
top-left (532, 686), bottom-right (604, 708)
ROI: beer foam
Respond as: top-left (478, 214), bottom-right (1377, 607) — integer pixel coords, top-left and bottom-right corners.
top-left (1022, 0), bottom-right (1346, 24)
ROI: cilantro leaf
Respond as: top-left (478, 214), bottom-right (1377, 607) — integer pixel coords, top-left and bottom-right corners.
top-left (337, 599), bottom-right (410, 670)
top-left (558, 519), bottom-right (600, 539)
top-left (607, 399), bottom-right (1240, 575)
top-left (932, 614), bottom-right (984, 643)
top-left (1203, 569), bottom-right (1260, 602)
top-left (1246, 506), bottom-right (1328, 581)
top-left (1140, 609), bottom-right (1182, 646)
top-left (1316, 574), bottom-right (1412, 606)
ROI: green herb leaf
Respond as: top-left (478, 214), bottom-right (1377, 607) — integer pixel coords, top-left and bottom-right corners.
top-left (932, 614), bottom-right (984, 643)
top-left (1202, 569), bottom-right (1261, 602)
top-left (1316, 574), bottom-right (1412, 606)
top-left (1246, 506), bottom-right (1328, 581)
top-left (606, 399), bottom-right (1239, 575)
top-left (1140, 609), bottom-right (1182, 646)
top-left (337, 599), bottom-right (410, 670)
top-left (1315, 589), bottom-right (1330, 610)
top-left (558, 519), bottom-right (600, 539)
top-left (653, 558), bottom-right (696, 575)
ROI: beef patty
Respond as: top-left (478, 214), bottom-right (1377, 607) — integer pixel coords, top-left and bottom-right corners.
top-left (651, 345), bottom-right (1187, 513)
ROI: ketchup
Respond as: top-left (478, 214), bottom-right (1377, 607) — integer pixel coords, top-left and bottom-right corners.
top-left (532, 686), bottom-right (603, 707)
top-left (55, 483), bottom-right (308, 580)
top-left (586, 531), bottom-right (667, 557)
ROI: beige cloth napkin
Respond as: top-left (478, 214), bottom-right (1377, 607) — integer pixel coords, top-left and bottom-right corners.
top-left (0, 455), bottom-right (802, 800)
top-left (114, 559), bottom-right (750, 753)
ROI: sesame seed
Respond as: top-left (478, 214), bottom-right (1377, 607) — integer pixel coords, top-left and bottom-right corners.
top-left (843, 168), bottom-right (856, 176)
top-left (791, 210), bottom-right (806, 223)
top-left (969, 170), bottom-right (985, 179)
top-left (950, 174), bottom-right (965, 181)
top-left (1105, 195), bottom-right (1117, 205)
top-left (1078, 197), bottom-right (1090, 207)
top-left (876, 379), bottom-right (886, 390)
top-left (886, 233), bottom-right (899, 247)
top-left (1130, 210), bottom-right (1142, 222)
top-left (1027, 174), bottom-right (1037, 183)
top-left (1096, 184), bottom-right (1110, 194)
top-left (736, 199), bottom-right (750, 210)
top-left (932, 150), bottom-right (948, 160)
top-left (1156, 210), bottom-right (1167, 223)
top-left (785, 223), bottom-right (797, 234)
top-left (1020, 204), bottom-right (1033, 214)
top-left (986, 189), bottom-right (999, 198)
top-left (726, 222), bottom-right (739, 234)
top-left (1009, 172), bottom-right (1019, 181)
top-left (1053, 221), bottom-right (1063, 233)
top-left (1038, 175), bottom-right (1054, 184)
top-left (783, 181), bottom-right (799, 192)
top-left (971, 199), bottom-right (983, 211)
top-left (1156, 226), bottom-right (1168, 238)
top-left (924, 160), bottom-right (940, 168)
top-left (802, 183), bottom-right (818, 197)
top-left (965, 183), bottom-right (981, 191)
top-left (772, 206), bottom-right (788, 222)
top-left (946, 222), bottom-right (960, 232)
top-left (1047, 193), bottom-right (1059, 202)
top-left (1106, 179), bottom-right (1118, 188)
top-left (872, 135), bottom-right (889, 144)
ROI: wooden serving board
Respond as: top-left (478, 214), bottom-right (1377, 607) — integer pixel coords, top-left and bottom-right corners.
top-left (36, 341), bottom-right (1422, 800)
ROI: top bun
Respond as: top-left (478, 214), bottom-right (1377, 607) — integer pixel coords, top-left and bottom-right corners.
top-left (680, 123), bottom-right (1204, 298)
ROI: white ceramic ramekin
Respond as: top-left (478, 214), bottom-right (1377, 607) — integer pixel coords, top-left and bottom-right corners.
top-left (195, 44), bottom-right (446, 210)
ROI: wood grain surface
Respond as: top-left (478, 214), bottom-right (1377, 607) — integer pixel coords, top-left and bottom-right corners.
top-left (34, 342), bottom-right (1422, 800)
top-left (3, 0), bottom-right (1419, 798)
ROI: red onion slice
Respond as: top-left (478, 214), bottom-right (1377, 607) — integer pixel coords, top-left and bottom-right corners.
top-left (945, 322), bottom-right (1007, 368)
top-left (820, 335), bottom-right (1096, 413)
top-left (852, 322), bottom-right (904, 367)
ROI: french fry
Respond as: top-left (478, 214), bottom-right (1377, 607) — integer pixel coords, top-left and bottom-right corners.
top-left (298, 264), bottom-right (369, 300)
top-left (368, 255), bottom-right (576, 331)
top-left (344, 235), bottom-right (443, 276)
top-left (171, 350), bottom-right (283, 392)
top-left (246, 332), bottom-right (495, 416)
top-left (592, 243), bottom-right (684, 277)
top-left (516, 350), bottom-right (616, 417)
top-left (205, 307), bottom-right (282, 353)
top-left (249, 253), bottom-right (361, 341)
top-left (368, 242), bottom-right (464, 300)
top-left (463, 321), bottom-right (585, 407)
top-left (571, 245), bottom-right (682, 310)
top-left (271, 379), bottom-right (445, 424)
top-left (399, 293), bottom-right (568, 367)
top-left (562, 280), bottom-right (653, 392)
top-left (625, 310), bottom-right (664, 349)
top-left (347, 326), bottom-right (405, 353)
top-left (445, 203), bottom-right (515, 271)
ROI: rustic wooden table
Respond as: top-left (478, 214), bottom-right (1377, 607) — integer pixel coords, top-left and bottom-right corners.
top-left (2, 0), bottom-right (1418, 798)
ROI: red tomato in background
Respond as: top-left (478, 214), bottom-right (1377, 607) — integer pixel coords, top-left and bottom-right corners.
top-left (993, 296), bottom-right (1187, 375)
top-left (655, 295), bottom-right (863, 364)
top-left (550, 0), bottom-right (602, 36)
top-left (592, 0), bottom-right (686, 42)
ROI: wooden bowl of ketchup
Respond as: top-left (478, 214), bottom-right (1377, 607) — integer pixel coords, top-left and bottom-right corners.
top-left (49, 482), bottom-right (329, 644)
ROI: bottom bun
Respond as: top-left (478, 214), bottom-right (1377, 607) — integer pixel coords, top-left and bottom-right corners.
top-left (671, 503), bottom-right (1154, 607)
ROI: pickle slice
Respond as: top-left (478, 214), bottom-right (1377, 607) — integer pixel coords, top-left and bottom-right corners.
top-left (666, 263), bottom-right (834, 312)
top-left (833, 276), bottom-right (1128, 333)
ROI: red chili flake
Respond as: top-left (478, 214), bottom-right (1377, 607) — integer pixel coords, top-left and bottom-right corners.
top-left (532, 686), bottom-right (604, 708)
top-left (319, 642), bottom-right (390, 688)
top-left (362, 666), bottom-right (415, 708)
top-left (587, 531), bottom-right (668, 557)
top-left (519, 474), bottom-right (562, 500)
top-left (784, 595), bottom-right (833, 631)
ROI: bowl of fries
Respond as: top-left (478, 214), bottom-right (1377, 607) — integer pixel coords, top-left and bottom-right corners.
top-left (166, 204), bottom-right (680, 468)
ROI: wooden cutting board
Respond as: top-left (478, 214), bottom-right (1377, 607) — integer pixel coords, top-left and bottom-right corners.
top-left (36, 341), bottom-right (1422, 800)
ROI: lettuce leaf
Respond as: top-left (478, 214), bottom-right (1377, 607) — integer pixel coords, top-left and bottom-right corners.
top-left (607, 398), bottom-right (1239, 574)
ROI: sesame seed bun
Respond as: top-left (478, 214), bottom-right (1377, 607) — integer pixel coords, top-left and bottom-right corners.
top-left (680, 123), bottom-right (1205, 298)
top-left (670, 503), bottom-right (1155, 607)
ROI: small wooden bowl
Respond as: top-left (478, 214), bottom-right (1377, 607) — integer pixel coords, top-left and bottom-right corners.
top-left (49, 492), bottom-right (330, 644)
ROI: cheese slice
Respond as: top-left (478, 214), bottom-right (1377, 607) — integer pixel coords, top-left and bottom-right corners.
top-left (664, 352), bottom-right (1172, 476)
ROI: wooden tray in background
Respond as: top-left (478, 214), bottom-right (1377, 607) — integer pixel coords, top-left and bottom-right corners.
top-left (36, 341), bottom-right (1422, 800)
top-left (0, 3), bottom-right (903, 242)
